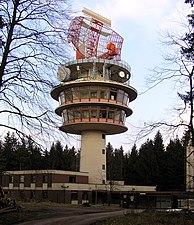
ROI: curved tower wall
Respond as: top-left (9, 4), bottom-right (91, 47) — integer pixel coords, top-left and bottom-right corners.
top-left (51, 58), bottom-right (137, 184)
top-left (81, 131), bottom-right (106, 184)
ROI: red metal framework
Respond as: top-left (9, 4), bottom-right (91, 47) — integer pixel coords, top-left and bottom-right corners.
top-left (68, 16), bottom-right (123, 61)
top-left (86, 19), bottom-right (103, 58)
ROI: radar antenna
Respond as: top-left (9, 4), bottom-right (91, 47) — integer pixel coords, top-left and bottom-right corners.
top-left (68, 8), bottom-right (123, 61)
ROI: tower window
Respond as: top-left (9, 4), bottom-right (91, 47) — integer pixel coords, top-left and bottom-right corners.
top-left (9, 176), bottom-right (14, 183)
top-left (72, 87), bottom-right (80, 100)
top-left (74, 110), bottom-right (81, 119)
top-left (43, 175), bottom-right (48, 183)
top-left (102, 164), bottom-right (105, 170)
top-left (102, 134), bottom-right (105, 139)
top-left (42, 191), bottom-right (48, 199)
top-left (117, 90), bottom-right (124, 102)
top-left (99, 109), bottom-right (106, 118)
top-left (31, 175), bottom-right (36, 183)
top-left (62, 106), bottom-right (125, 125)
top-left (59, 92), bottom-right (65, 104)
top-left (31, 191), bottom-right (36, 199)
top-left (90, 90), bottom-right (98, 98)
top-left (102, 149), bottom-right (105, 154)
top-left (62, 110), bottom-right (68, 122)
top-left (108, 111), bottom-right (114, 119)
top-left (82, 191), bottom-right (88, 200)
top-left (115, 110), bottom-right (120, 121)
top-left (82, 110), bottom-right (89, 118)
top-left (91, 110), bottom-right (97, 118)
top-left (100, 90), bottom-right (108, 99)
top-left (110, 88), bottom-right (117, 100)
top-left (69, 175), bottom-right (76, 183)
top-left (80, 89), bottom-right (89, 99)
top-left (20, 175), bottom-right (24, 183)
top-left (110, 95), bottom-right (115, 100)
top-left (123, 93), bottom-right (128, 105)
top-left (71, 192), bottom-right (78, 200)
top-left (68, 110), bottom-right (74, 121)
top-left (65, 90), bottom-right (73, 102)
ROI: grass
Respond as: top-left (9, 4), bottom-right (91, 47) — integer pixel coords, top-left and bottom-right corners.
top-left (92, 210), bottom-right (194, 225)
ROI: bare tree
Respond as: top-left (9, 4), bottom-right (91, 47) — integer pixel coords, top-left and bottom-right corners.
top-left (0, 0), bottom-right (72, 142)
top-left (136, 1), bottom-right (194, 144)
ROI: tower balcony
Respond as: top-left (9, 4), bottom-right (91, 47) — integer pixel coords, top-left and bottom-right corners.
top-left (51, 59), bottom-right (137, 135)
top-left (58, 103), bottom-right (131, 135)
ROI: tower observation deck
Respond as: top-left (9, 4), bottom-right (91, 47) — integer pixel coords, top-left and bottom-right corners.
top-left (51, 8), bottom-right (137, 184)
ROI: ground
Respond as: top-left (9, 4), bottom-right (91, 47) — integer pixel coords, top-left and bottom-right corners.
top-left (0, 202), bottom-right (194, 225)
top-left (0, 202), bottom-right (124, 225)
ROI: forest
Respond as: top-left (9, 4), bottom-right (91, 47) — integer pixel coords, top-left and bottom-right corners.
top-left (0, 130), bottom-right (188, 192)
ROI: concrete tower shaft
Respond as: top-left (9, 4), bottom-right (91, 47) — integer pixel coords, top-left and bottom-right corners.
top-left (80, 130), bottom-right (106, 184)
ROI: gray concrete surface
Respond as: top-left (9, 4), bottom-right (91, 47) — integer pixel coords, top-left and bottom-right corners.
top-left (18, 209), bottom-right (128, 225)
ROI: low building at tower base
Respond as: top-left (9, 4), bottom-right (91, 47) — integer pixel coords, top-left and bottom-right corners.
top-left (2, 170), bottom-right (155, 205)
top-left (3, 169), bottom-right (194, 209)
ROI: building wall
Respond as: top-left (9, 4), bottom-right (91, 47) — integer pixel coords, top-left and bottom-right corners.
top-left (186, 146), bottom-right (194, 192)
top-left (2, 170), bottom-right (159, 207)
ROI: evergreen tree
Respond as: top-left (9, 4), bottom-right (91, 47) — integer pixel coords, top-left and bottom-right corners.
top-left (63, 145), bottom-right (77, 171)
top-left (63, 145), bottom-right (70, 170)
top-left (113, 146), bottom-right (124, 180)
top-left (137, 139), bottom-right (156, 186)
top-left (0, 132), bottom-right (18, 171)
top-left (16, 137), bottom-right (30, 170)
top-left (48, 141), bottom-right (64, 170)
top-left (47, 144), bottom-right (55, 169)
top-left (27, 137), bottom-right (43, 170)
top-left (55, 141), bottom-right (65, 170)
top-left (124, 144), bottom-right (139, 185)
top-left (165, 138), bottom-right (185, 191)
top-left (67, 146), bottom-right (77, 171)
top-left (153, 131), bottom-right (166, 190)
top-left (42, 149), bottom-right (50, 169)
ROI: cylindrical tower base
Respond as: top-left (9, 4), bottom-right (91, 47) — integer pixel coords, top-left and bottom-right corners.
top-left (80, 130), bottom-right (106, 184)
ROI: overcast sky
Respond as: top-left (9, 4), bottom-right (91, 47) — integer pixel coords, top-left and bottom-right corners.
top-left (70, 0), bottom-right (191, 151)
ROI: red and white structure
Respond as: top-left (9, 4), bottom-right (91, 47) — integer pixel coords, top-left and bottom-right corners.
top-left (68, 8), bottom-right (123, 61)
